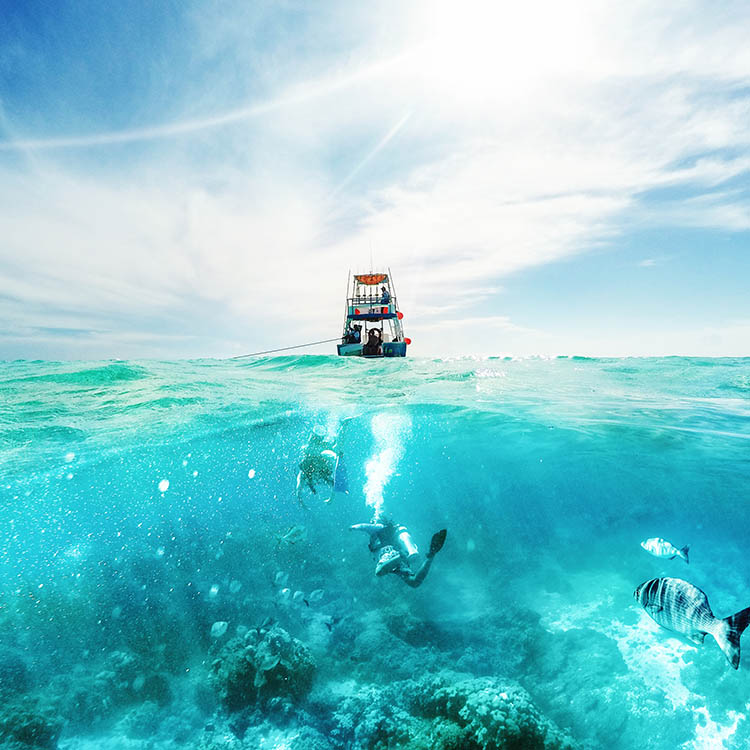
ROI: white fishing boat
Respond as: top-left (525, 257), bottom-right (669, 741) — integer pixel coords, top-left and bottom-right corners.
top-left (337, 271), bottom-right (410, 357)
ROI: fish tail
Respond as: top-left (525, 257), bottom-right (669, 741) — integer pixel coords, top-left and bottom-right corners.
top-left (716, 606), bottom-right (750, 669)
top-left (679, 545), bottom-right (689, 564)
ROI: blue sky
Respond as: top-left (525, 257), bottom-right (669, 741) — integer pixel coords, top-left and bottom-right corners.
top-left (1, 0), bottom-right (749, 359)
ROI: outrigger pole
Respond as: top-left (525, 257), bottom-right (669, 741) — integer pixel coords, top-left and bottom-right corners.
top-left (230, 338), bottom-right (342, 360)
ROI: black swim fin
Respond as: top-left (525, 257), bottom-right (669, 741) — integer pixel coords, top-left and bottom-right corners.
top-left (429, 529), bottom-right (447, 557)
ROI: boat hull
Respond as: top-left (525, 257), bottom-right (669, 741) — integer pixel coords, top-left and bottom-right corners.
top-left (336, 341), bottom-right (406, 358)
top-left (337, 343), bottom-right (363, 356)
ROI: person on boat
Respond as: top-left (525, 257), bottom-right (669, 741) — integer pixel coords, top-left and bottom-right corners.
top-left (363, 328), bottom-right (382, 355)
top-left (346, 324), bottom-right (362, 344)
top-left (351, 517), bottom-right (447, 588)
top-left (380, 286), bottom-right (391, 304)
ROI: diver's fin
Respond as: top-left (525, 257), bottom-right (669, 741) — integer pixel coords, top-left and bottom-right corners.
top-left (429, 529), bottom-right (447, 557)
top-left (717, 606), bottom-right (750, 669)
top-left (333, 456), bottom-right (349, 494)
top-left (679, 545), bottom-right (689, 564)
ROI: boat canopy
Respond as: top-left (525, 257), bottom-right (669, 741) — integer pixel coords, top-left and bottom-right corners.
top-left (353, 273), bottom-right (387, 285)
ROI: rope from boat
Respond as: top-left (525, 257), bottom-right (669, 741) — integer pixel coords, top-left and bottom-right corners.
top-left (230, 337), bottom-right (343, 360)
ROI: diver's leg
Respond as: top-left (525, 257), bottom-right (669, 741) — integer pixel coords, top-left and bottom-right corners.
top-left (400, 556), bottom-right (434, 588)
top-left (399, 530), bottom-right (447, 588)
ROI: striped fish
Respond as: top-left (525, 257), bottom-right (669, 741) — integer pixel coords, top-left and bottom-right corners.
top-left (634, 577), bottom-right (750, 669)
top-left (640, 537), bottom-right (689, 564)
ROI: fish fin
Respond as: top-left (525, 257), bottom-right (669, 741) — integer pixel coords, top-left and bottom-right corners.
top-left (645, 604), bottom-right (663, 615)
top-left (717, 606), bottom-right (750, 669)
top-left (680, 545), bottom-right (690, 564)
top-left (689, 632), bottom-right (707, 645)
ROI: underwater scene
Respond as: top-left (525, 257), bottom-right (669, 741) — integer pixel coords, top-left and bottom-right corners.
top-left (1, 355), bottom-right (750, 750)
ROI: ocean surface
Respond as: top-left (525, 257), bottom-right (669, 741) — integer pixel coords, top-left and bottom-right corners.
top-left (1, 356), bottom-right (750, 750)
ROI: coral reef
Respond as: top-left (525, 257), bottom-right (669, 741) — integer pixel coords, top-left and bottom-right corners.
top-left (415, 674), bottom-right (579, 750)
top-left (0, 697), bottom-right (63, 750)
top-left (319, 672), bottom-right (579, 750)
top-left (209, 624), bottom-right (315, 711)
top-left (48, 650), bottom-right (172, 730)
top-left (0, 646), bottom-right (29, 696)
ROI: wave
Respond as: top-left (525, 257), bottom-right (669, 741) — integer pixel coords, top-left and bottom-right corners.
top-left (4, 362), bottom-right (149, 386)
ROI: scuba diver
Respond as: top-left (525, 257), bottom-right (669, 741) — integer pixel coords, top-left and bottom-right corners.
top-left (351, 518), bottom-right (447, 588)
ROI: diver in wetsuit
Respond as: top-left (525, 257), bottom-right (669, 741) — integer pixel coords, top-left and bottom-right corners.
top-left (351, 518), bottom-right (447, 588)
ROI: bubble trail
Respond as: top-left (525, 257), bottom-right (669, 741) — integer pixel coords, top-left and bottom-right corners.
top-left (364, 412), bottom-right (411, 520)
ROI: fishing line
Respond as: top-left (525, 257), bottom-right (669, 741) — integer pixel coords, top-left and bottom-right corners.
top-left (230, 337), bottom-right (342, 360)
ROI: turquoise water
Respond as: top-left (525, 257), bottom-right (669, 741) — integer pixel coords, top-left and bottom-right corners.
top-left (1, 356), bottom-right (750, 749)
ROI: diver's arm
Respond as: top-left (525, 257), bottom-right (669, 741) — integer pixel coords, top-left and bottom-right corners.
top-left (350, 523), bottom-right (386, 534)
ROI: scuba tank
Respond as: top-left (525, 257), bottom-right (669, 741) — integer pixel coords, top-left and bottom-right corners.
top-left (396, 525), bottom-right (419, 560)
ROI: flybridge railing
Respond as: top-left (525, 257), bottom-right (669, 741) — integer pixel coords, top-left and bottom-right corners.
top-left (348, 295), bottom-right (396, 306)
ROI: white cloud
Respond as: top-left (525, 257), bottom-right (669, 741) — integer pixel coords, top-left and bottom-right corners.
top-left (1, 0), bottom-right (749, 357)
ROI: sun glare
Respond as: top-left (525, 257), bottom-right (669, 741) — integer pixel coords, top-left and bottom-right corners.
top-left (407, 0), bottom-right (595, 105)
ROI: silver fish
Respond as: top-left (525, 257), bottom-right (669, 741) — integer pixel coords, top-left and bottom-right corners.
top-left (634, 577), bottom-right (750, 669)
top-left (640, 537), bottom-right (689, 564)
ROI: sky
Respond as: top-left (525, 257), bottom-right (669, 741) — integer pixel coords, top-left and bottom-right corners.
top-left (1, 0), bottom-right (749, 359)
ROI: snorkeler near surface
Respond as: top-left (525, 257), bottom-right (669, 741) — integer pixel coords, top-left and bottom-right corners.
top-left (295, 427), bottom-right (347, 506)
top-left (351, 517), bottom-right (447, 588)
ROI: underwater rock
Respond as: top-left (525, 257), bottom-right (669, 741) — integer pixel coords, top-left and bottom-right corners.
top-left (209, 625), bottom-right (315, 711)
top-left (524, 628), bottom-right (628, 748)
top-left (114, 699), bottom-right (162, 739)
top-left (0, 696), bottom-right (63, 749)
top-left (0, 647), bottom-right (29, 696)
top-left (338, 609), bottom-right (447, 681)
top-left (382, 601), bottom-right (444, 647)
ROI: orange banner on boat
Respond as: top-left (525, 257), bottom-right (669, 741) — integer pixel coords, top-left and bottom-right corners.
top-left (354, 273), bottom-right (387, 285)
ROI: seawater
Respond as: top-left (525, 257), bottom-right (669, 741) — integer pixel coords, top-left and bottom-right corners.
top-left (1, 356), bottom-right (749, 750)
